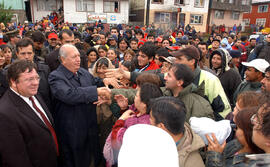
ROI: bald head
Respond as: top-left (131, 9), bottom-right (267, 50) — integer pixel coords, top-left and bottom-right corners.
top-left (59, 44), bottom-right (81, 73)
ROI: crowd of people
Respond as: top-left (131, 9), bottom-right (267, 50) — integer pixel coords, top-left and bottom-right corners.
top-left (0, 18), bottom-right (269, 167)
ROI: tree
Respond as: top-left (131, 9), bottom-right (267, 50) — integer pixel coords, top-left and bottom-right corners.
top-left (0, 2), bottom-right (13, 25)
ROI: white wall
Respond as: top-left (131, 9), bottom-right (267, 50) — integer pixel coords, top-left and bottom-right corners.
top-left (64, 0), bottom-right (129, 24)
top-left (32, 0), bottom-right (53, 22)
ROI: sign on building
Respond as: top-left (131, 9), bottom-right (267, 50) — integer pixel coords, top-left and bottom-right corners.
top-left (87, 13), bottom-right (107, 23)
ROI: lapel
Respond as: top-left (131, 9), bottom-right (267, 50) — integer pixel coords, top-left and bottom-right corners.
top-left (7, 89), bottom-right (50, 132)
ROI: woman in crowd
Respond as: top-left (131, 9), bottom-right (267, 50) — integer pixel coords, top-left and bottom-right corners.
top-left (107, 48), bottom-right (119, 68)
top-left (118, 38), bottom-right (129, 61)
top-left (91, 57), bottom-right (114, 79)
top-left (98, 45), bottom-right (108, 58)
top-left (209, 48), bottom-right (242, 105)
top-left (86, 47), bottom-right (99, 69)
top-left (0, 50), bottom-right (5, 69)
top-left (0, 45), bottom-right (12, 67)
top-left (206, 108), bottom-right (264, 167)
top-left (123, 48), bottom-right (136, 62)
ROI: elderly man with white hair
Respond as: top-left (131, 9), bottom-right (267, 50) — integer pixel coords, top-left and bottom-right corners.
top-left (48, 44), bottom-right (112, 167)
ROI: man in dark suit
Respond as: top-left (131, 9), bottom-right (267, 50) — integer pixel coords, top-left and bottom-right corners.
top-left (2, 38), bottom-right (53, 112)
top-left (48, 44), bottom-right (111, 167)
top-left (0, 60), bottom-right (58, 167)
top-left (45, 29), bottom-right (88, 72)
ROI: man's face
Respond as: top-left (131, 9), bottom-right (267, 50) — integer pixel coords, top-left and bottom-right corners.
top-left (16, 45), bottom-right (34, 61)
top-left (261, 71), bottom-right (270, 92)
top-left (212, 41), bottom-right (220, 49)
top-left (211, 54), bottom-right (222, 69)
top-left (61, 33), bottom-right (75, 45)
top-left (164, 68), bottom-right (178, 90)
top-left (245, 67), bottom-right (261, 82)
top-left (228, 37), bottom-right (233, 43)
top-left (250, 39), bottom-right (257, 47)
top-left (135, 33), bottom-right (143, 40)
top-left (147, 36), bottom-right (155, 42)
top-left (137, 51), bottom-right (150, 67)
top-left (33, 41), bottom-right (44, 50)
top-left (198, 44), bottom-right (208, 56)
top-left (11, 69), bottom-right (40, 97)
top-left (61, 47), bottom-right (81, 73)
top-left (99, 34), bottom-right (106, 45)
top-left (161, 62), bottom-right (171, 74)
top-left (111, 29), bottom-right (118, 37)
top-left (174, 55), bottom-right (194, 71)
top-left (130, 41), bottom-right (138, 50)
top-left (235, 40), bottom-right (241, 47)
top-left (266, 35), bottom-right (270, 43)
top-left (48, 38), bottom-right (58, 47)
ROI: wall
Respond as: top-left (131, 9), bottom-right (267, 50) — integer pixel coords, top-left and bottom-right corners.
top-left (243, 3), bottom-right (270, 28)
top-left (32, 0), bottom-right (57, 22)
top-left (64, 0), bottom-right (129, 24)
top-left (2, 0), bottom-right (24, 10)
top-left (148, 0), bottom-right (209, 32)
top-left (209, 9), bottom-right (244, 28)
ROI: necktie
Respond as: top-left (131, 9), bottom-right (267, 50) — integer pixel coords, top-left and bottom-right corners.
top-left (29, 97), bottom-right (59, 156)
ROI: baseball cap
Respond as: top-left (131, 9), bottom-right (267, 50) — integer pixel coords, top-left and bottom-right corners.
top-left (48, 33), bottom-right (58, 40)
top-left (242, 59), bottom-right (270, 73)
top-left (170, 45), bottom-right (200, 61)
top-left (159, 56), bottom-right (176, 64)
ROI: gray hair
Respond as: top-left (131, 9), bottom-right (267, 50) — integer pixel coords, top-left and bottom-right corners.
top-left (59, 44), bottom-right (78, 59)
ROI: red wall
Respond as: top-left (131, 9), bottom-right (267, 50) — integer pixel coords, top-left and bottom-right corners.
top-left (243, 3), bottom-right (270, 28)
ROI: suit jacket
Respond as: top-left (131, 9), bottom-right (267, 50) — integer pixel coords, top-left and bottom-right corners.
top-left (45, 48), bottom-right (88, 72)
top-left (0, 89), bottom-right (58, 167)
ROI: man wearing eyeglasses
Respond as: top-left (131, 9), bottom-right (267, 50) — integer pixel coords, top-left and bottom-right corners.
top-left (2, 38), bottom-right (52, 112)
top-left (0, 60), bottom-right (58, 167)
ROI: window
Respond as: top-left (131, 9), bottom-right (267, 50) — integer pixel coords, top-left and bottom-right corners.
top-left (37, 0), bottom-right (57, 11)
top-left (154, 12), bottom-right (170, 23)
top-left (214, 10), bottom-right (224, 19)
top-left (175, 0), bottom-right (184, 5)
top-left (104, 1), bottom-right (120, 13)
top-left (194, 0), bottom-right (204, 7)
top-left (190, 14), bottom-right (203, 24)
top-left (152, 0), bottom-right (163, 3)
top-left (242, 0), bottom-right (249, 5)
top-left (76, 0), bottom-right (95, 12)
top-left (243, 19), bottom-right (250, 26)
top-left (231, 12), bottom-right (240, 20)
top-left (258, 5), bottom-right (268, 13)
top-left (256, 18), bottom-right (266, 27)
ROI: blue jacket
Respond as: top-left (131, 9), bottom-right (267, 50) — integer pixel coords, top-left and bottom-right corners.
top-left (48, 64), bottom-right (104, 167)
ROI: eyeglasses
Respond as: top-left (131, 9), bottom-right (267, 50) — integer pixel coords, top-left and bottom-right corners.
top-left (20, 76), bottom-right (40, 83)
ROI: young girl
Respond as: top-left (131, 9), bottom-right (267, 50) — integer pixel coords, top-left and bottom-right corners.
top-left (107, 48), bottom-right (119, 68)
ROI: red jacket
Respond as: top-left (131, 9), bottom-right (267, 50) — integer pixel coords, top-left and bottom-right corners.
top-left (145, 60), bottom-right (160, 71)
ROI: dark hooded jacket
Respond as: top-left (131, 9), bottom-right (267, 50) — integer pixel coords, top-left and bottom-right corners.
top-left (210, 49), bottom-right (242, 106)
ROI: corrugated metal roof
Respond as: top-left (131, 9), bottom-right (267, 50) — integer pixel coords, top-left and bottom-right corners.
top-left (252, 0), bottom-right (270, 4)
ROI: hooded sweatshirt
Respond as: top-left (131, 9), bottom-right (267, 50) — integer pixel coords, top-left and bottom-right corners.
top-left (210, 48), bottom-right (242, 105)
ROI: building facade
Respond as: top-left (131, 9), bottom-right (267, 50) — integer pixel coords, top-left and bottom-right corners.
top-left (243, 0), bottom-right (270, 28)
top-left (208, 0), bottom-right (251, 32)
top-left (130, 0), bottom-right (210, 32)
top-left (30, 0), bottom-right (129, 24)
top-left (1, 0), bottom-right (27, 24)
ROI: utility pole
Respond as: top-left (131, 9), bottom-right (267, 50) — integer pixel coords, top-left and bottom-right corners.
top-left (146, 0), bottom-right (150, 26)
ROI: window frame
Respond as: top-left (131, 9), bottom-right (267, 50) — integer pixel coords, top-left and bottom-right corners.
top-left (231, 11), bottom-right (240, 20)
top-left (214, 10), bottom-right (225, 19)
top-left (194, 0), bottom-right (205, 8)
top-left (243, 18), bottom-right (250, 26)
top-left (154, 12), bottom-right (171, 23)
top-left (152, 0), bottom-right (164, 4)
top-left (256, 18), bottom-right (266, 27)
top-left (258, 5), bottom-right (268, 13)
top-left (103, 0), bottom-right (121, 13)
top-left (37, 0), bottom-right (57, 11)
top-left (174, 0), bottom-right (184, 5)
top-left (76, 0), bottom-right (95, 12)
top-left (190, 14), bottom-right (203, 24)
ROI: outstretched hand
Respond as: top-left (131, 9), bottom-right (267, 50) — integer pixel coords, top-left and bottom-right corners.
top-left (205, 133), bottom-right (226, 153)
top-left (114, 94), bottom-right (128, 110)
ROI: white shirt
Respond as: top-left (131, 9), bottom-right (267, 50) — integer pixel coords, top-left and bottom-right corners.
top-left (10, 88), bottom-right (51, 124)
